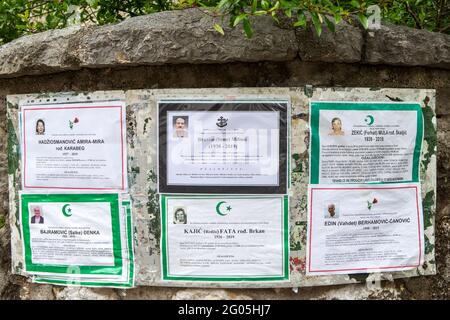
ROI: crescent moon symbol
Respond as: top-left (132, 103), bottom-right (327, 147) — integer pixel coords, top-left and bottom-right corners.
top-left (365, 115), bottom-right (374, 125)
top-left (62, 204), bottom-right (72, 217)
top-left (215, 201), bottom-right (228, 216)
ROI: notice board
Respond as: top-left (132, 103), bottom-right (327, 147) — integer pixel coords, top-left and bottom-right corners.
top-left (7, 87), bottom-right (436, 288)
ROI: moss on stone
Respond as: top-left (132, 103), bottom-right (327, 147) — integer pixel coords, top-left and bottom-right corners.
top-left (421, 97), bottom-right (437, 170)
top-left (424, 235), bottom-right (434, 255)
top-left (423, 190), bottom-right (435, 230)
top-left (7, 109), bottom-right (19, 176)
top-left (147, 169), bottom-right (160, 247)
top-left (143, 117), bottom-right (151, 134)
top-left (0, 215), bottom-right (5, 230)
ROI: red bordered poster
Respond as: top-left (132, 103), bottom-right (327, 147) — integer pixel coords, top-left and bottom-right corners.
top-left (307, 183), bottom-right (424, 275)
top-left (20, 102), bottom-right (127, 191)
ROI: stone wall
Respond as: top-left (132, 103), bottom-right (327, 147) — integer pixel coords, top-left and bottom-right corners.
top-left (0, 9), bottom-right (449, 300)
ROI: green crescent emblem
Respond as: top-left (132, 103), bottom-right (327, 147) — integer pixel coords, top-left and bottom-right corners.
top-left (216, 201), bottom-right (232, 216)
top-left (365, 115), bottom-right (374, 125)
top-left (62, 204), bottom-right (72, 217)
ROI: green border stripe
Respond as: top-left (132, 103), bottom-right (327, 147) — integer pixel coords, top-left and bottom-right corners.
top-left (283, 195), bottom-right (289, 279)
top-left (310, 102), bottom-right (423, 184)
top-left (161, 195), bottom-right (289, 282)
top-left (124, 201), bottom-right (135, 287)
top-left (161, 194), bottom-right (168, 280)
top-left (33, 201), bottom-right (135, 288)
top-left (22, 193), bottom-right (123, 276)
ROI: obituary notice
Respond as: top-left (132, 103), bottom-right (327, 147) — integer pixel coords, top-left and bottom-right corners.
top-left (21, 102), bottom-right (127, 190)
top-left (158, 101), bottom-right (288, 194)
top-left (310, 102), bottom-right (423, 184)
top-left (21, 193), bottom-right (123, 276)
top-left (307, 183), bottom-right (424, 275)
top-left (161, 195), bottom-right (289, 281)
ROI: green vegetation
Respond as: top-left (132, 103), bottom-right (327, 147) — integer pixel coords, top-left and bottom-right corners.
top-left (0, 214), bottom-right (5, 229)
top-left (0, 1), bottom-right (449, 45)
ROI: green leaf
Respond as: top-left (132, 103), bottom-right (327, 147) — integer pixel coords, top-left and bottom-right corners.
top-left (321, 0), bottom-right (333, 7)
top-left (217, 0), bottom-right (229, 9)
top-left (325, 16), bottom-right (335, 32)
top-left (272, 1), bottom-right (280, 11)
top-left (317, 13), bottom-right (323, 24)
top-left (243, 17), bottom-right (253, 38)
top-left (251, 0), bottom-right (258, 12)
top-left (197, 1), bottom-right (209, 8)
top-left (334, 13), bottom-right (342, 25)
top-left (261, 0), bottom-right (270, 10)
top-left (293, 11), bottom-right (306, 27)
top-left (311, 12), bottom-right (322, 37)
top-left (253, 10), bottom-right (267, 16)
top-left (285, 8), bottom-right (292, 18)
top-left (351, 0), bottom-right (360, 8)
top-left (271, 11), bottom-right (280, 24)
top-left (233, 13), bottom-right (247, 27)
top-left (213, 23), bottom-right (225, 35)
top-left (358, 13), bottom-right (369, 29)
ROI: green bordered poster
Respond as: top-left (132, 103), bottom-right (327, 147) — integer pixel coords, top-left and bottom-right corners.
top-left (161, 194), bottom-right (289, 281)
top-left (309, 102), bottom-right (423, 184)
top-left (21, 193), bottom-right (123, 276)
top-left (33, 200), bottom-right (135, 288)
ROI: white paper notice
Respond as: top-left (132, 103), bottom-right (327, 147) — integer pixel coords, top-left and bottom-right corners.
top-left (310, 102), bottom-right (423, 184)
top-left (32, 202), bottom-right (135, 287)
top-left (166, 111), bottom-right (280, 186)
top-left (26, 202), bottom-right (114, 267)
top-left (21, 102), bottom-right (127, 190)
top-left (307, 184), bottom-right (424, 275)
top-left (162, 195), bottom-right (288, 281)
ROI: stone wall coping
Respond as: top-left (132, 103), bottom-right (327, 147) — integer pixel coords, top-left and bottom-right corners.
top-left (0, 8), bottom-right (449, 78)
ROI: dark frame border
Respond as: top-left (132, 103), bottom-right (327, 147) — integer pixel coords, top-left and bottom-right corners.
top-left (158, 102), bottom-right (288, 194)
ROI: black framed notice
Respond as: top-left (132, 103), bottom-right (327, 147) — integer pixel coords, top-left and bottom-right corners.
top-left (158, 100), bottom-right (288, 194)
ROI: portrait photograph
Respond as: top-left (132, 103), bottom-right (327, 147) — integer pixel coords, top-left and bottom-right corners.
top-left (173, 116), bottom-right (189, 138)
top-left (30, 205), bottom-right (45, 224)
top-left (35, 119), bottom-right (45, 135)
top-left (328, 117), bottom-right (344, 136)
top-left (173, 207), bottom-right (187, 224)
top-left (324, 202), bottom-right (339, 219)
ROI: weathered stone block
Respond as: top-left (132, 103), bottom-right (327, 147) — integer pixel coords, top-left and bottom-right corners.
top-left (295, 20), bottom-right (363, 63)
top-left (364, 23), bottom-right (450, 69)
top-left (0, 26), bottom-right (82, 77)
top-left (77, 9), bottom-right (298, 68)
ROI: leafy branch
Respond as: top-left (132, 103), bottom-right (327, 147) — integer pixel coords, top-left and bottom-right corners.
top-left (0, 0), bottom-right (448, 45)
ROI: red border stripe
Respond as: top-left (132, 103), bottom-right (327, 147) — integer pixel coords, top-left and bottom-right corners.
top-left (23, 105), bottom-right (125, 191)
top-left (308, 185), bottom-right (422, 273)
